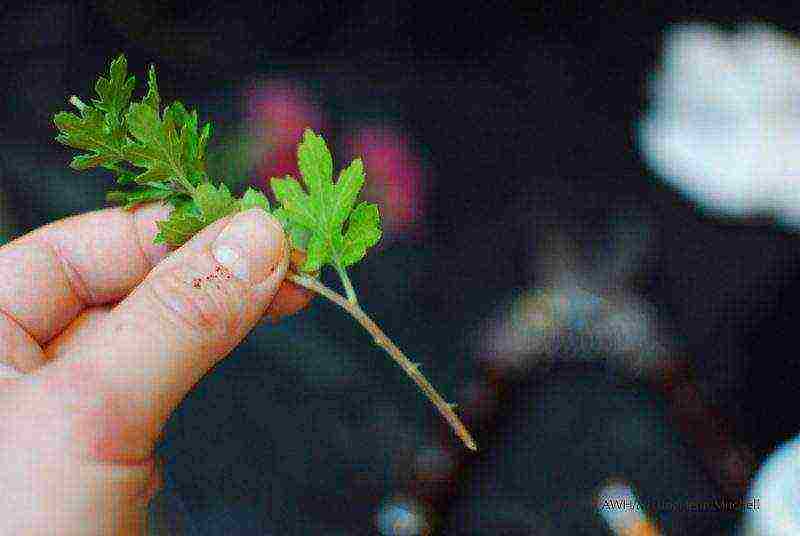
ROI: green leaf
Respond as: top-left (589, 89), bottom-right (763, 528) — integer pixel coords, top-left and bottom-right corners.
top-left (126, 102), bottom-right (163, 146)
top-left (141, 64), bottom-right (160, 112)
top-left (331, 158), bottom-right (364, 230)
top-left (194, 182), bottom-right (238, 224)
top-left (197, 122), bottom-right (212, 160)
top-left (124, 96), bottom-right (208, 191)
top-left (114, 170), bottom-right (137, 185)
top-left (55, 56), bottom-right (385, 267)
top-left (70, 153), bottom-right (119, 171)
top-left (297, 128), bottom-right (334, 202)
top-left (340, 202), bottom-right (382, 267)
top-left (154, 200), bottom-right (205, 246)
top-left (179, 110), bottom-right (199, 162)
top-left (151, 182), bottom-right (239, 246)
top-left (53, 66), bottom-right (131, 169)
top-left (106, 190), bottom-right (130, 204)
top-left (239, 187), bottom-right (270, 212)
top-left (270, 128), bottom-right (382, 272)
top-left (271, 176), bottom-right (316, 229)
top-left (303, 232), bottom-right (330, 272)
top-left (273, 207), bottom-right (310, 251)
top-left (91, 54), bottom-right (136, 122)
top-left (106, 185), bottom-right (173, 209)
top-left (132, 165), bottom-right (173, 185)
top-left (164, 102), bottom-right (189, 128)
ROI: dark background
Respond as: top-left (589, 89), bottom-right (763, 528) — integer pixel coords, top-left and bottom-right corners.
top-left (2, 2), bottom-right (800, 534)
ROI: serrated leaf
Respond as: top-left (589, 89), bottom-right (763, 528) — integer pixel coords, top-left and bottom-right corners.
top-left (53, 54), bottom-right (218, 247)
top-left (53, 72), bottom-right (129, 169)
top-left (179, 110), bottom-right (199, 162)
top-left (164, 101), bottom-right (190, 129)
top-left (331, 158), bottom-right (364, 230)
top-left (106, 190), bottom-right (130, 205)
top-left (114, 170), bottom-right (137, 185)
top-left (154, 200), bottom-right (205, 246)
top-left (142, 64), bottom-right (160, 111)
top-left (183, 161), bottom-right (206, 186)
top-left (194, 182), bottom-right (238, 223)
top-left (121, 141), bottom-right (157, 166)
top-left (197, 122), bottom-right (212, 159)
top-left (288, 225), bottom-right (312, 251)
top-left (54, 107), bottom-right (120, 154)
top-left (124, 94), bottom-right (209, 191)
top-left (55, 55), bottom-right (212, 199)
top-left (303, 232), bottom-right (330, 272)
top-left (270, 128), bottom-right (382, 273)
top-left (53, 111), bottom-right (83, 132)
top-left (271, 176), bottom-right (317, 229)
top-left (106, 185), bottom-right (173, 209)
top-left (70, 153), bottom-right (119, 171)
top-left (239, 187), bottom-right (270, 212)
top-left (161, 113), bottom-right (180, 158)
top-left (133, 165), bottom-right (172, 184)
top-left (297, 128), bottom-right (334, 200)
top-left (273, 207), bottom-right (311, 251)
top-left (152, 182), bottom-right (237, 246)
top-left (340, 202), bottom-right (382, 267)
top-left (92, 54), bottom-right (136, 121)
top-left (126, 102), bottom-right (162, 146)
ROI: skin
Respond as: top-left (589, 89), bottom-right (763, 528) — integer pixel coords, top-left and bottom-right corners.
top-left (0, 202), bottom-right (312, 534)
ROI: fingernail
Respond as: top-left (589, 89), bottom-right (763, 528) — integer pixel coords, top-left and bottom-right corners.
top-left (211, 209), bottom-right (284, 285)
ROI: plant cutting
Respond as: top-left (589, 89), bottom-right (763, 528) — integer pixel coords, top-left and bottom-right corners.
top-left (52, 54), bottom-right (476, 451)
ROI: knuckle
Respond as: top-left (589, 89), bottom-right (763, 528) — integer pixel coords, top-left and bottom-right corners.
top-left (146, 265), bottom-right (247, 338)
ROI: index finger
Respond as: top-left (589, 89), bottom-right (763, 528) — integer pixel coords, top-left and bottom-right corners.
top-left (0, 202), bottom-right (171, 345)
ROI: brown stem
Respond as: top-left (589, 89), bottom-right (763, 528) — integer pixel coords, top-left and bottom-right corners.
top-left (288, 272), bottom-right (477, 451)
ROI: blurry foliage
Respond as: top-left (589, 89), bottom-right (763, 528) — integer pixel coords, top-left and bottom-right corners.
top-left (204, 124), bottom-right (259, 193)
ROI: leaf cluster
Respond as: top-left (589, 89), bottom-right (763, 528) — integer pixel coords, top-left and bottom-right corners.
top-left (51, 54), bottom-right (479, 451)
top-left (271, 129), bottom-right (382, 272)
top-left (53, 54), bottom-right (265, 245)
top-left (53, 55), bottom-right (381, 274)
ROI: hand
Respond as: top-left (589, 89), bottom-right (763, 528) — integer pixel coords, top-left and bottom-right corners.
top-left (0, 204), bottom-right (311, 534)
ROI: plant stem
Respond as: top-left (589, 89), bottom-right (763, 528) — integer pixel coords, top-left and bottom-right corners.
top-left (333, 262), bottom-right (359, 307)
top-left (288, 272), bottom-right (477, 452)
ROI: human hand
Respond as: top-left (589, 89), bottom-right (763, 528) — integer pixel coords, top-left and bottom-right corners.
top-left (0, 203), bottom-right (311, 534)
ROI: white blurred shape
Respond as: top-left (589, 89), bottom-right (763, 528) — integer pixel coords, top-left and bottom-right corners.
top-left (739, 433), bottom-right (800, 536)
top-left (638, 23), bottom-right (800, 228)
top-left (478, 281), bottom-right (673, 378)
top-left (477, 217), bottom-right (674, 379)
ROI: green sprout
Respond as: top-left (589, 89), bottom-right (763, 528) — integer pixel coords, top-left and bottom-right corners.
top-left (53, 54), bottom-right (477, 451)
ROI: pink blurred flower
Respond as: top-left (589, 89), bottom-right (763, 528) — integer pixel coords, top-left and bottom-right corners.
top-left (340, 125), bottom-right (428, 241)
top-left (243, 78), bottom-right (327, 184)
top-left (242, 81), bottom-right (429, 242)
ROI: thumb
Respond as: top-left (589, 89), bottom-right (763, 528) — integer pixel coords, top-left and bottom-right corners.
top-left (34, 208), bottom-right (288, 463)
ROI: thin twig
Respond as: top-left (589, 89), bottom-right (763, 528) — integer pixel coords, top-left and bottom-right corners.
top-left (288, 272), bottom-right (477, 451)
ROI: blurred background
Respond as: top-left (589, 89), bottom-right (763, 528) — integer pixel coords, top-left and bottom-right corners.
top-left (3, 2), bottom-right (800, 535)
